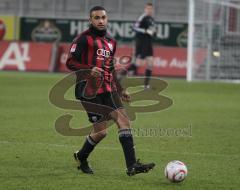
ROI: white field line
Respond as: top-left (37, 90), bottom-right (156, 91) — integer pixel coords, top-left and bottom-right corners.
top-left (0, 140), bottom-right (239, 158)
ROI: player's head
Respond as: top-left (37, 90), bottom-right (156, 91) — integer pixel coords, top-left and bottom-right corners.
top-left (144, 3), bottom-right (153, 16)
top-left (89, 6), bottom-right (108, 31)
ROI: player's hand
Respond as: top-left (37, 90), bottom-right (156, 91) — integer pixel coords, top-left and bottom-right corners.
top-left (91, 67), bottom-right (103, 77)
top-left (121, 90), bottom-right (131, 102)
top-left (145, 29), bottom-right (154, 36)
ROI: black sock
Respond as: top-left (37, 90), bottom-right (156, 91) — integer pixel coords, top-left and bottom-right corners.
top-left (119, 128), bottom-right (136, 169)
top-left (77, 135), bottom-right (98, 161)
top-left (128, 64), bottom-right (138, 75)
top-left (144, 69), bottom-right (152, 86)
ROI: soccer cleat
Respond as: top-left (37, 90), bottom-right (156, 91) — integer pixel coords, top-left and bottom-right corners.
top-left (126, 159), bottom-right (155, 176)
top-left (144, 85), bottom-right (151, 90)
top-left (73, 152), bottom-right (94, 174)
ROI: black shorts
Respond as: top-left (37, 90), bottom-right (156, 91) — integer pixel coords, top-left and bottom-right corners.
top-left (79, 91), bottom-right (123, 123)
top-left (135, 38), bottom-right (153, 59)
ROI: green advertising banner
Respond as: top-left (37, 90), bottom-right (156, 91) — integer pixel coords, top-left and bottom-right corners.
top-left (20, 17), bottom-right (188, 47)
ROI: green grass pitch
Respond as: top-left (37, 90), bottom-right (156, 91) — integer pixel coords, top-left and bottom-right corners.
top-left (0, 71), bottom-right (239, 190)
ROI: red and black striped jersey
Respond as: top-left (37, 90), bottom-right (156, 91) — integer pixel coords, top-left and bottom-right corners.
top-left (66, 26), bottom-right (123, 98)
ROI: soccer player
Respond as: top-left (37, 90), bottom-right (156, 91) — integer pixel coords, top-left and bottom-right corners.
top-left (129, 3), bottom-right (156, 89)
top-left (66, 6), bottom-right (155, 176)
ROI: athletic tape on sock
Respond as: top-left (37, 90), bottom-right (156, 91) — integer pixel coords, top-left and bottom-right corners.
top-left (118, 128), bottom-right (133, 137)
top-left (87, 135), bottom-right (97, 146)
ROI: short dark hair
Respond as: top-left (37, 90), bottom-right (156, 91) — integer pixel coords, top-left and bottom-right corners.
top-left (146, 3), bottom-right (153, 6)
top-left (90, 6), bottom-right (106, 17)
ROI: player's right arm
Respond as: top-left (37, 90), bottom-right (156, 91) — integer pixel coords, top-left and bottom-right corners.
top-left (132, 15), bottom-right (155, 36)
top-left (66, 35), bottom-right (92, 71)
top-left (132, 15), bottom-right (146, 34)
top-left (144, 17), bottom-right (156, 36)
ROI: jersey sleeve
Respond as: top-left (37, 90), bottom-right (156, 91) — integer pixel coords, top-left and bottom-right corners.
top-left (133, 15), bottom-right (156, 36)
top-left (133, 14), bottom-right (147, 34)
top-left (143, 16), bottom-right (154, 28)
top-left (66, 35), bottom-right (92, 71)
top-left (112, 41), bottom-right (124, 93)
top-left (143, 17), bottom-right (156, 36)
top-left (113, 70), bottom-right (124, 93)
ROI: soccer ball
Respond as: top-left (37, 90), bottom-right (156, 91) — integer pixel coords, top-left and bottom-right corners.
top-left (164, 160), bottom-right (188, 183)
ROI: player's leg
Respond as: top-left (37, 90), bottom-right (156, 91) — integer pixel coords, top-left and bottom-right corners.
top-left (127, 58), bottom-right (138, 76)
top-left (109, 94), bottom-right (155, 176)
top-left (74, 95), bottom-right (108, 174)
top-left (90, 121), bottom-right (107, 142)
top-left (143, 39), bottom-right (154, 89)
top-left (144, 56), bottom-right (153, 89)
top-left (136, 57), bottom-right (145, 67)
top-left (110, 108), bottom-right (155, 176)
top-left (127, 40), bottom-right (143, 76)
top-left (74, 120), bottom-right (107, 174)
top-left (76, 121), bottom-right (107, 163)
top-left (132, 40), bottom-right (147, 76)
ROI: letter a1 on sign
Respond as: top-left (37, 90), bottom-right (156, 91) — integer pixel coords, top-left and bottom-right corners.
top-left (0, 43), bottom-right (29, 71)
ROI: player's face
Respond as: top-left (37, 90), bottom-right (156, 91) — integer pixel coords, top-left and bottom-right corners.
top-left (145, 5), bottom-right (153, 16)
top-left (90, 10), bottom-right (108, 31)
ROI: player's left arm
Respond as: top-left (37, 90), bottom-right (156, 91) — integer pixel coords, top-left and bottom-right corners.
top-left (66, 35), bottom-right (92, 71)
top-left (113, 71), bottom-right (131, 102)
top-left (132, 22), bottom-right (146, 34)
top-left (133, 16), bottom-right (156, 36)
top-left (112, 42), bottom-right (131, 102)
top-left (145, 17), bottom-right (156, 36)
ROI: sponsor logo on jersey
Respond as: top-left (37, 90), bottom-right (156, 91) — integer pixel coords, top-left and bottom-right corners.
top-left (107, 43), bottom-right (113, 52)
top-left (97, 49), bottom-right (110, 58)
top-left (70, 44), bottom-right (77, 52)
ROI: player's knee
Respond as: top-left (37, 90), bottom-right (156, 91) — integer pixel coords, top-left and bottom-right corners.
top-left (146, 56), bottom-right (153, 69)
top-left (110, 109), bottom-right (131, 128)
top-left (96, 130), bottom-right (107, 139)
top-left (118, 116), bottom-right (131, 128)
